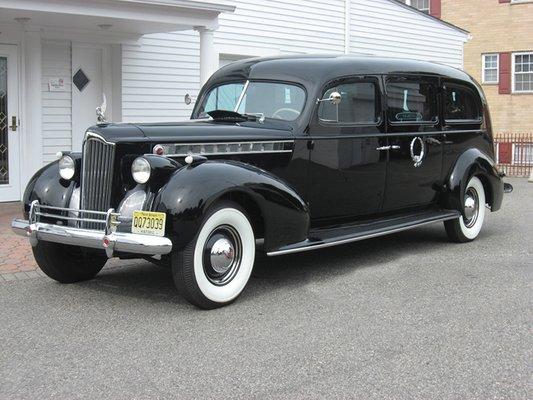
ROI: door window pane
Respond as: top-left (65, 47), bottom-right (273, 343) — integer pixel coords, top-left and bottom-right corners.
top-left (443, 84), bottom-right (480, 121)
top-left (387, 78), bottom-right (438, 123)
top-left (318, 82), bottom-right (378, 124)
top-left (0, 57), bottom-right (8, 185)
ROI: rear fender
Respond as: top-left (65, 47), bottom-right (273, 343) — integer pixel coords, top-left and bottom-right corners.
top-left (445, 148), bottom-right (503, 214)
top-left (152, 160), bottom-right (310, 252)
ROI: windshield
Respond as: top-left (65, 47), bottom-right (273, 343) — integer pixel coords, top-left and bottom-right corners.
top-left (196, 81), bottom-right (306, 121)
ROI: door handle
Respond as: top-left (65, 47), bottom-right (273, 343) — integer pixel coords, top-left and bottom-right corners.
top-left (390, 145), bottom-right (401, 150)
top-left (9, 116), bottom-right (18, 132)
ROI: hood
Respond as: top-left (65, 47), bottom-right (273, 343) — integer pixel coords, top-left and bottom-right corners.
top-left (87, 119), bottom-right (294, 145)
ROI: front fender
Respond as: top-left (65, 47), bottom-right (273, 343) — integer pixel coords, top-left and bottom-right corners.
top-left (22, 161), bottom-right (75, 218)
top-left (152, 160), bottom-right (310, 252)
top-left (445, 148), bottom-right (503, 213)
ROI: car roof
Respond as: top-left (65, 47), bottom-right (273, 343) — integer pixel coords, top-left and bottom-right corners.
top-left (207, 54), bottom-right (474, 88)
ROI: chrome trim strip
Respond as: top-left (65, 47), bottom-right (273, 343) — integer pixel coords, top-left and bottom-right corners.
top-left (11, 219), bottom-right (172, 256)
top-left (157, 140), bottom-right (294, 157)
top-left (85, 131), bottom-right (116, 146)
top-left (266, 213), bottom-right (460, 256)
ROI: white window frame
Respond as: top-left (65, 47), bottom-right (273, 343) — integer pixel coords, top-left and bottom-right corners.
top-left (512, 51), bottom-right (533, 94)
top-left (402, 0), bottom-right (430, 13)
top-left (482, 54), bottom-right (499, 84)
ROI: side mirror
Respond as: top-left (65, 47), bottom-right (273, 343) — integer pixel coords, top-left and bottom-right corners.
top-left (316, 91), bottom-right (342, 105)
top-left (184, 93), bottom-right (196, 105)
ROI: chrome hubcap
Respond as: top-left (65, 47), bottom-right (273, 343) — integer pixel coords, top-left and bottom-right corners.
top-left (463, 187), bottom-right (479, 228)
top-left (203, 226), bottom-right (242, 286)
top-left (210, 238), bottom-right (235, 274)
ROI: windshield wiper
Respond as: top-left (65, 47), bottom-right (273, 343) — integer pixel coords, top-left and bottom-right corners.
top-left (207, 109), bottom-right (259, 123)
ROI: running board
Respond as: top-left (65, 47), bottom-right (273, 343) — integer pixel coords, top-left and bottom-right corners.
top-left (267, 209), bottom-right (461, 256)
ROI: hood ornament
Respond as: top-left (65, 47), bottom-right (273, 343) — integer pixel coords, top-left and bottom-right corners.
top-left (96, 93), bottom-right (107, 123)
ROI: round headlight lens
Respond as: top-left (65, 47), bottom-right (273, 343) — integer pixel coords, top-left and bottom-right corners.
top-left (131, 157), bottom-right (151, 184)
top-left (59, 155), bottom-right (76, 180)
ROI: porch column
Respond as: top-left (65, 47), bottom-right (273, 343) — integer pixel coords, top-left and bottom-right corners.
top-left (196, 27), bottom-right (217, 86)
top-left (23, 31), bottom-right (42, 186)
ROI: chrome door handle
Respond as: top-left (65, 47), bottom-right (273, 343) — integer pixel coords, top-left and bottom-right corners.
top-left (390, 145), bottom-right (401, 150)
top-left (376, 146), bottom-right (391, 151)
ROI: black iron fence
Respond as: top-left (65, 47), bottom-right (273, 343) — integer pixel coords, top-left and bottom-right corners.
top-left (494, 133), bottom-right (533, 177)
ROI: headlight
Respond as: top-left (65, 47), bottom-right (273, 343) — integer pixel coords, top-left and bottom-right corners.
top-left (131, 157), bottom-right (151, 184)
top-left (59, 155), bottom-right (76, 180)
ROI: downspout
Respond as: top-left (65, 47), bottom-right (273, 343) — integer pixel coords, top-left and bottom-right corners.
top-left (344, 0), bottom-right (351, 54)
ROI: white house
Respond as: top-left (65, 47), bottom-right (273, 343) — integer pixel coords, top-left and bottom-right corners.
top-left (0, 0), bottom-right (469, 202)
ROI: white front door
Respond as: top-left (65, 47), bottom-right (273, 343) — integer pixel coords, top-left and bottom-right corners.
top-left (72, 43), bottom-right (111, 151)
top-left (0, 44), bottom-right (20, 202)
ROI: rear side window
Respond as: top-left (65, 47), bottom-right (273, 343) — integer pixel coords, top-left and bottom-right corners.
top-left (386, 77), bottom-right (438, 123)
top-left (319, 81), bottom-right (379, 124)
top-left (443, 84), bottom-right (481, 121)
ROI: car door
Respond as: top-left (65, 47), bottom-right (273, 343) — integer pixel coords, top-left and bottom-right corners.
top-left (382, 75), bottom-right (445, 212)
top-left (307, 76), bottom-right (388, 224)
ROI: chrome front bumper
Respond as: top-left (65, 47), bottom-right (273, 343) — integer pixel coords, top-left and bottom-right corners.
top-left (11, 201), bottom-right (172, 258)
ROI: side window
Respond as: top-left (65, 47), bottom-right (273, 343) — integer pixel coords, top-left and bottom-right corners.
top-left (318, 81), bottom-right (379, 124)
top-left (443, 84), bottom-right (481, 121)
top-left (386, 77), bottom-right (438, 123)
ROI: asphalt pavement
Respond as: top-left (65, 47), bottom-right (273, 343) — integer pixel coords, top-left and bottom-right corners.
top-left (1, 178), bottom-right (531, 399)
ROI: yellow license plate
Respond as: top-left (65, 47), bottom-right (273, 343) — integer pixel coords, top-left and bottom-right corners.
top-left (132, 211), bottom-right (166, 237)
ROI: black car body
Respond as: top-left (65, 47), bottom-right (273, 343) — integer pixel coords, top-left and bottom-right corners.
top-left (12, 55), bottom-right (511, 308)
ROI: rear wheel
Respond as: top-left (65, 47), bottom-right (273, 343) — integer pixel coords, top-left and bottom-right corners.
top-left (444, 176), bottom-right (486, 243)
top-left (33, 242), bottom-right (107, 283)
top-left (172, 201), bottom-right (255, 309)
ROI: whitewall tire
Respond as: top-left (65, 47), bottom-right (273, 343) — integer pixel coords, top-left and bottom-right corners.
top-left (172, 201), bottom-right (255, 309)
top-left (444, 176), bottom-right (486, 242)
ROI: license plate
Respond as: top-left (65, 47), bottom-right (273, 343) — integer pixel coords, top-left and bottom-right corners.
top-left (132, 211), bottom-right (166, 237)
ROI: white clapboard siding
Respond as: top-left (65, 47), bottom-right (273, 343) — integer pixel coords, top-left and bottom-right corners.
top-left (350, 0), bottom-right (467, 68)
top-left (41, 40), bottom-right (72, 164)
top-left (122, 0), bottom-right (346, 123)
top-left (122, 31), bottom-right (199, 122)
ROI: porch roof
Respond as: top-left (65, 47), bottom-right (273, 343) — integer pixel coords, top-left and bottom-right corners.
top-left (0, 0), bottom-right (235, 43)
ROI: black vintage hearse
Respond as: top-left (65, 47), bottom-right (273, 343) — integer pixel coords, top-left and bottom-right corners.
top-left (13, 55), bottom-right (512, 308)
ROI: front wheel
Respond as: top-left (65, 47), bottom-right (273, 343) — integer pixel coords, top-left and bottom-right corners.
top-left (172, 201), bottom-right (256, 309)
top-left (33, 241), bottom-right (107, 283)
top-left (444, 176), bottom-right (486, 243)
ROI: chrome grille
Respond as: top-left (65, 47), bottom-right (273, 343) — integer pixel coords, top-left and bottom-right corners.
top-left (80, 133), bottom-right (115, 228)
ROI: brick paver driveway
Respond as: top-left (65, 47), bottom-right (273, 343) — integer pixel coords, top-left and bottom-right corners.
top-left (0, 203), bottom-right (39, 279)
